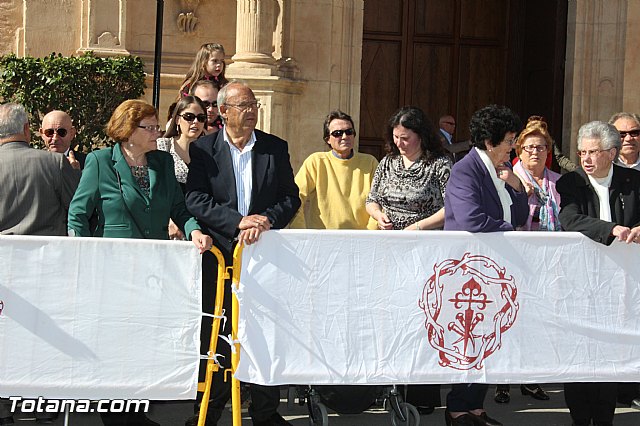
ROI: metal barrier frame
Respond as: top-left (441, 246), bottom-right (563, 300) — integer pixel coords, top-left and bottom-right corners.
top-left (197, 244), bottom-right (244, 426)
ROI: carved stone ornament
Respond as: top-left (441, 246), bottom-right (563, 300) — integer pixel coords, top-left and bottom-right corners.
top-left (177, 0), bottom-right (204, 34)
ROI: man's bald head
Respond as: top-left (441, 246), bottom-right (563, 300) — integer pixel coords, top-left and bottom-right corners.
top-left (40, 110), bottom-right (76, 153)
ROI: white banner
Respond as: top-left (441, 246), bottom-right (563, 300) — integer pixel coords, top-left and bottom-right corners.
top-left (236, 230), bottom-right (640, 385)
top-left (0, 236), bottom-right (202, 400)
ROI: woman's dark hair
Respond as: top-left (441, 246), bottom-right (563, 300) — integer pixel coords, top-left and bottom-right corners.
top-left (323, 110), bottom-right (356, 146)
top-left (384, 106), bottom-right (444, 160)
top-left (469, 104), bottom-right (522, 150)
top-left (163, 96), bottom-right (207, 138)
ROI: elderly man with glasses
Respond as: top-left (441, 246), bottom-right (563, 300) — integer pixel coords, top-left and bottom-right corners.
top-left (40, 110), bottom-right (85, 170)
top-left (557, 120), bottom-right (640, 426)
top-left (609, 112), bottom-right (640, 171)
top-left (185, 81), bottom-right (300, 426)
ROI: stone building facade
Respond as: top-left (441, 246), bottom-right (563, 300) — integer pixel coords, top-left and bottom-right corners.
top-left (0, 0), bottom-right (638, 169)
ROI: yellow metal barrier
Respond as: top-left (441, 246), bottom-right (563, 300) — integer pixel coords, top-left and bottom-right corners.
top-left (197, 243), bottom-right (244, 426)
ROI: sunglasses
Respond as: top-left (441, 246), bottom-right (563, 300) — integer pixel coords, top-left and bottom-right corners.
top-left (180, 112), bottom-right (207, 123)
top-left (201, 100), bottom-right (218, 109)
top-left (330, 128), bottom-right (355, 138)
top-left (619, 129), bottom-right (640, 138)
top-left (43, 128), bottom-right (68, 138)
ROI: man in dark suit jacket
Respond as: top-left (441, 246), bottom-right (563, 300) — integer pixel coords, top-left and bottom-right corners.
top-left (186, 82), bottom-right (300, 426)
top-left (40, 110), bottom-right (86, 170)
top-left (0, 104), bottom-right (79, 423)
top-left (557, 121), bottom-right (640, 426)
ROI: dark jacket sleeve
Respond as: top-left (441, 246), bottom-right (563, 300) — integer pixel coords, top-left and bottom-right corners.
top-left (185, 139), bottom-right (245, 241)
top-left (557, 171), bottom-right (616, 245)
top-left (257, 139), bottom-right (301, 229)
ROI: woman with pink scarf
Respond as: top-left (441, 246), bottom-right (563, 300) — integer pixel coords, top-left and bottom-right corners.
top-left (494, 116), bottom-right (560, 404)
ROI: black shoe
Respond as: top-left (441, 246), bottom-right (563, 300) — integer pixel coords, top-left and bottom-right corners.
top-left (520, 384), bottom-right (550, 400)
top-left (252, 412), bottom-right (292, 426)
top-left (0, 417), bottom-right (14, 426)
top-left (417, 405), bottom-right (434, 415)
top-left (444, 411), bottom-right (475, 426)
top-left (494, 388), bottom-right (510, 404)
top-left (467, 411), bottom-right (503, 426)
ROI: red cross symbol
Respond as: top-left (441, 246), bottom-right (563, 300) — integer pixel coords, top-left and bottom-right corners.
top-left (448, 278), bottom-right (493, 355)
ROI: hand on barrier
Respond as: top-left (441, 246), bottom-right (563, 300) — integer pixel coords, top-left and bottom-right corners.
top-left (191, 230), bottom-right (213, 253)
top-left (238, 227), bottom-right (264, 246)
top-left (238, 214), bottom-right (272, 231)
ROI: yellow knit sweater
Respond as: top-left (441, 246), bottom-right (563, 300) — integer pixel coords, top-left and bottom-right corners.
top-left (290, 151), bottom-right (379, 230)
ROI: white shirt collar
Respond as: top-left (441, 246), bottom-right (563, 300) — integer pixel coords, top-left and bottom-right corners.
top-left (475, 147), bottom-right (512, 223)
top-left (587, 165), bottom-right (614, 222)
top-left (223, 126), bottom-right (256, 153)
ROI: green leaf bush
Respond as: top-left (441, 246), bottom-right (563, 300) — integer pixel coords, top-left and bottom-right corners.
top-left (0, 52), bottom-right (146, 151)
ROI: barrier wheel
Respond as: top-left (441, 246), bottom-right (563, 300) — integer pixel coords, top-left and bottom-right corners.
top-left (308, 401), bottom-right (328, 426)
top-left (390, 402), bottom-right (420, 426)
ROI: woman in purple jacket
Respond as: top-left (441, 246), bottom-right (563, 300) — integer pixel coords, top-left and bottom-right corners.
top-left (443, 105), bottom-right (527, 426)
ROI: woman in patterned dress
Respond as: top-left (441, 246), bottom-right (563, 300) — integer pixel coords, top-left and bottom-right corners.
top-left (366, 106), bottom-right (452, 415)
top-left (157, 96), bottom-right (207, 239)
top-left (366, 106), bottom-right (452, 231)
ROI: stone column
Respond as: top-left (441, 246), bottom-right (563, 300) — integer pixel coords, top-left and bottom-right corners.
top-left (227, 0), bottom-right (277, 75)
top-left (77, 0), bottom-right (129, 56)
top-left (563, 0), bottom-right (626, 160)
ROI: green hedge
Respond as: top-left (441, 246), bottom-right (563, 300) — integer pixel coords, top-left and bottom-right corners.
top-left (0, 52), bottom-right (146, 151)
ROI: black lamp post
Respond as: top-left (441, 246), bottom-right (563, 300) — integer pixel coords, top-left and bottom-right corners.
top-left (152, 0), bottom-right (164, 109)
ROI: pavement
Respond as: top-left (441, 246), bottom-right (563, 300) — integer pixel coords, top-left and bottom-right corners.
top-left (8, 384), bottom-right (640, 425)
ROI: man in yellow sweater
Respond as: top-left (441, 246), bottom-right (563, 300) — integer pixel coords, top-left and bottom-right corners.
top-left (290, 110), bottom-right (379, 229)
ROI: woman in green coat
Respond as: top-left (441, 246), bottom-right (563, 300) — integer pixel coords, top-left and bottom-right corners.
top-left (67, 100), bottom-right (212, 425)
top-left (68, 99), bottom-right (211, 248)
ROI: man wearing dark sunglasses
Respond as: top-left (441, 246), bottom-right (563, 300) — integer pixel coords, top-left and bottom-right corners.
top-left (609, 112), bottom-right (640, 172)
top-left (190, 80), bottom-right (223, 133)
top-left (289, 110), bottom-right (379, 230)
top-left (40, 110), bottom-right (85, 170)
top-left (607, 112), bottom-right (640, 413)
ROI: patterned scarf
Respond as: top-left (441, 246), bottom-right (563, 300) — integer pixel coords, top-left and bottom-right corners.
top-left (520, 166), bottom-right (561, 231)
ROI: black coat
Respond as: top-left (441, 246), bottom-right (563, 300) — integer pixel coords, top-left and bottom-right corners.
top-left (185, 129), bottom-right (301, 256)
top-left (557, 165), bottom-right (640, 245)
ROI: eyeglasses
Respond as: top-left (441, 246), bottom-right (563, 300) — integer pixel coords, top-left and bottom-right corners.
top-left (330, 128), bottom-right (356, 138)
top-left (225, 101), bottom-right (261, 112)
top-left (443, 122), bottom-right (456, 126)
top-left (201, 100), bottom-right (218, 109)
top-left (577, 148), bottom-right (611, 158)
top-left (179, 112), bottom-right (207, 123)
top-left (43, 128), bottom-right (68, 138)
top-left (138, 124), bottom-right (161, 133)
top-left (522, 144), bottom-right (548, 153)
top-left (619, 129), bottom-right (640, 138)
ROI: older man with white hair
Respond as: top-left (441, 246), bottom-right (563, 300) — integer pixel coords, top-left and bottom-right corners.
top-left (557, 120), bottom-right (640, 426)
top-left (0, 103), bottom-right (79, 424)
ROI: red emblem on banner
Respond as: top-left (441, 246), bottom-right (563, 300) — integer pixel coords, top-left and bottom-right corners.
top-left (419, 253), bottom-right (519, 370)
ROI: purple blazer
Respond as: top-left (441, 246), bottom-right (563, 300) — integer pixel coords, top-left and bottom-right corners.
top-left (444, 148), bottom-right (528, 232)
